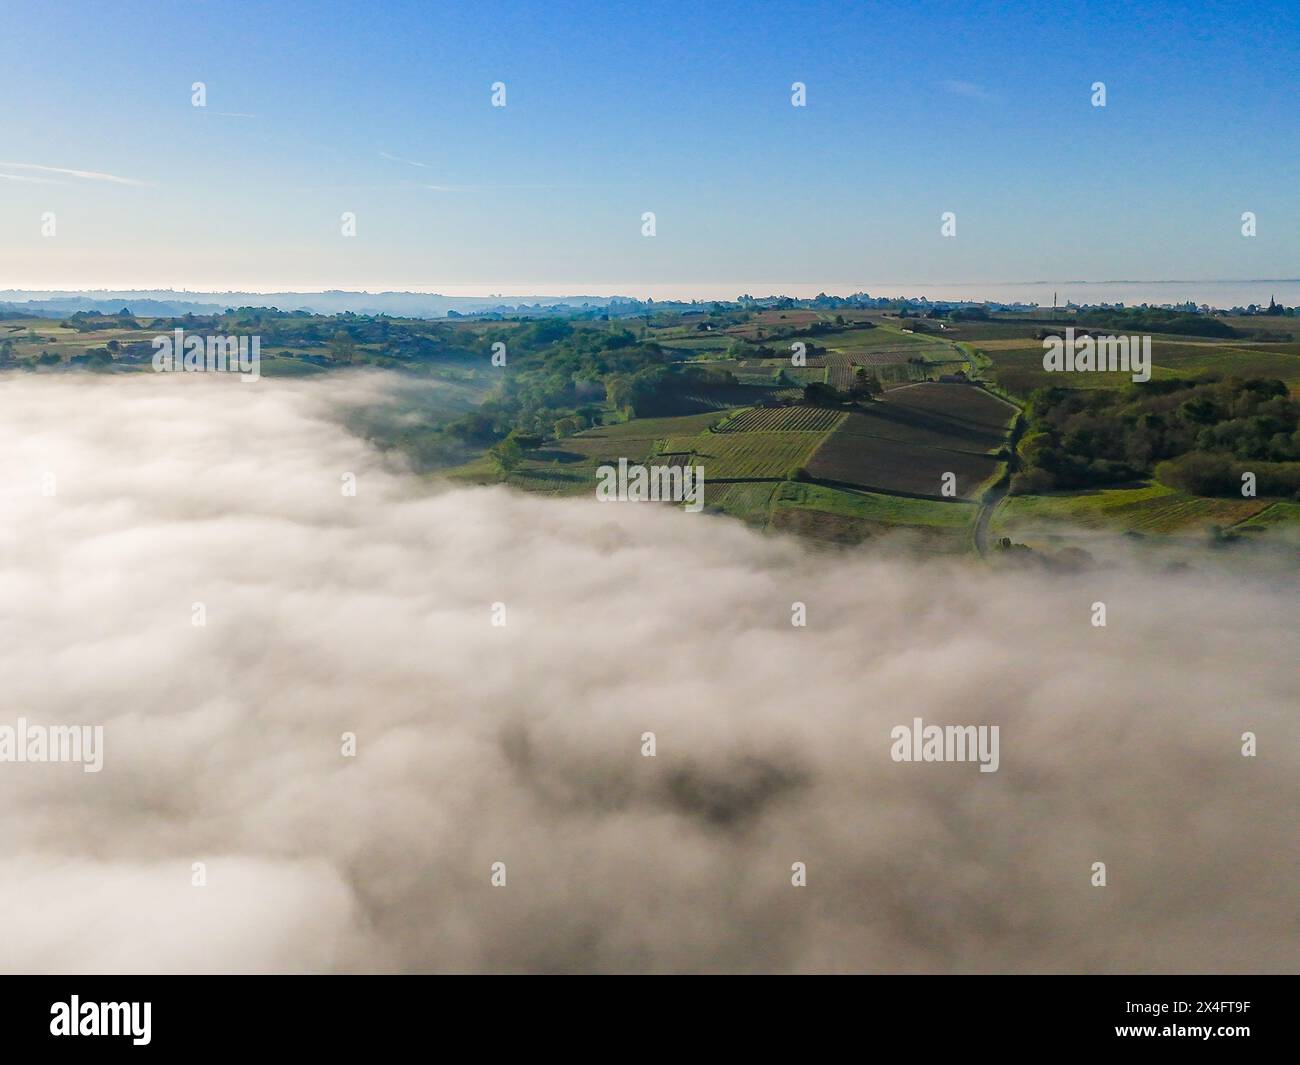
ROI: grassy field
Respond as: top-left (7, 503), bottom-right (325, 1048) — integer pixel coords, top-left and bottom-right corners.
top-left (981, 338), bottom-right (1300, 399)
top-left (1143, 342), bottom-right (1300, 392)
top-left (1234, 499), bottom-right (1300, 530)
top-left (776, 481), bottom-right (974, 527)
top-left (769, 482), bottom-right (975, 550)
top-left (990, 481), bottom-right (1276, 537)
top-left (822, 324), bottom-right (932, 353)
top-left (554, 411), bottom-right (723, 464)
top-left (701, 481), bottom-right (782, 525)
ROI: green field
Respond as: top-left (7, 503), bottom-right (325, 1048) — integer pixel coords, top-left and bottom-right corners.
top-left (982, 338), bottom-right (1300, 399)
top-left (663, 430), bottom-right (831, 479)
top-left (1234, 500), bottom-right (1300, 529)
top-left (769, 482), bottom-right (975, 549)
top-left (702, 481), bottom-right (782, 525)
top-left (990, 482), bottom-right (1275, 536)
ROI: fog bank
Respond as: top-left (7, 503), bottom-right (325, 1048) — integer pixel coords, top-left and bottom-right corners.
top-left (1, 372), bottom-right (1295, 973)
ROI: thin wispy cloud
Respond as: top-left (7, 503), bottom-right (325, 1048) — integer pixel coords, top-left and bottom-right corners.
top-left (0, 172), bottom-right (62, 185)
top-left (380, 151), bottom-right (432, 169)
top-left (0, 162), bottom-right (153, 187)
top-left (941, 79), bottom-right (995, 101)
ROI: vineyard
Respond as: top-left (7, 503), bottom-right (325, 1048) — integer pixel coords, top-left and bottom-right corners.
top-left (716, 405), bottom-right (846, 433)
top-left (660, 430), bottom-right (830, 479)
top-left (702, 481), bottom-right (781, 524)
top-left (429, 306), bottom-right (1300, 548)
top-left (822, 351), bottom-right (859, 390)
top-left (883, 382), bottom-right (1018, 434)
top-left (803, 383), bottom-right (1012, 499)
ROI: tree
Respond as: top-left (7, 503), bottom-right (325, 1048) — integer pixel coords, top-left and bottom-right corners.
top-left (849, 367), bottom-right (883, 400)
top-left (448, 412), bottom-right (497, 445)
top-left (605, 374), bottom-right (634, 412)
top-left (505, 430), bottom-right (543, 450)
top-left (803, 381), bottom-right (841, 406)
top-left (489, 437), bottom-right (524, 474)
top-left (328, 331), bottom-right (358, 364)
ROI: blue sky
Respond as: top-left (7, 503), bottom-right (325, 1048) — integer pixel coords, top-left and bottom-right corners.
top-left (1, 0), bottom-right (1296, 295)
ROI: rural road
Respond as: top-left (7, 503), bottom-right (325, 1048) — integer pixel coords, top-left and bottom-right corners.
top-left (973, 477), bottom-right (1008, 557)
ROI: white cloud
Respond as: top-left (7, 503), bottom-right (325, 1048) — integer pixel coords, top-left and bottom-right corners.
top-left (0, 161), bottom-right (153, 187)
top-left (0, 172), bottom-right (62, 185)
top-left (0, 371), bottom-right (1294, 973)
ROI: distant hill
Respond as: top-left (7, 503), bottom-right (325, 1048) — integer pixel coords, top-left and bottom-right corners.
top-left (0, 289), bottom-right (625, 319)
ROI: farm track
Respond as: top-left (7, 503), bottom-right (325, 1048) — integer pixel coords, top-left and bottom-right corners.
top-left (973, 477), bottom-right (1010, 557)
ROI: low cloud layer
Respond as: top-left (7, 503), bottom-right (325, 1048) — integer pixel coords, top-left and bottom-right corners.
top-left (1, 372), bottom-right (1295, 973)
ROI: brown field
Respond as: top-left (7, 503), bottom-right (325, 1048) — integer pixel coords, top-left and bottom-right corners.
top-left (938, 320), bottom-right (1047, 343)
top-left (884, 382), bottom-right (1018, 435)
top-left (722, 309), bottom-right (829, 341)
top-left (806, 428), bottom-right (1003, 499)
top-left (828, 395), bottom-right (1009, 454)
top-left (803, 383), bottom-right (1012, 499)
